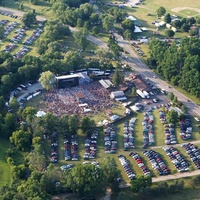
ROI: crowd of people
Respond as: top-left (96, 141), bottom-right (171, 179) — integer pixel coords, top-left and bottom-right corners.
top-left (39, 82), bottom-right (116, 117)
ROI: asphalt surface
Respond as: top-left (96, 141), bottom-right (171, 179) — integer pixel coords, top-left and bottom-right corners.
top-left (113, 33), bottom-right (200, 117)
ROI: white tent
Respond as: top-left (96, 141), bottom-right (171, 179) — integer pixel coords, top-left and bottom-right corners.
top-left (35, 110), bottom-right (46, 117)
top-left (126, 16), bottom-right (137, 21)
top-left (110, 115), bottom-right (119, 121)
top-left (134, 26), bottom-right (142, 33)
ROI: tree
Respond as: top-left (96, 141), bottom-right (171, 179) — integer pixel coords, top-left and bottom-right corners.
top-left (10, 130), bottom-right (31, 151)
top-left (181, 104), bottom-right (187, 114)
top-left (3, 113), bottom-right (17, 138)
top-left (156, 6), bottom-right (166, 17)
top-left (101, 157), bottom-right (121, 193)
top-left (28, 143), bottom-right (46, 171)
top-left (92, 26), bottom-right (99, 35)
top-left (166, 110), bottom-right (178, 124)
top-left (189, 29), bottom-right (198, 36)
top-left (181, 23), bottom-right (190, 32)
top-left (164, 13), bottom-right (171, 23)
top-left (102, 15), bottom-right (115, 31)
top-left (95, 48), bottom-right (114, 63)
top-left (112, 69), bottom-right (124, 86)
top-left (40, 113), bottom-right (58, 134)
top-left (196, 16), bottom-right (200, 24)
top-left (22, 106), bottom-right (37, 123)
top-left (0, 25), bottom-right (4, 39)
top-left (1, 74), bottom-right (13, 93)
top-left (168, 92), bottom-right (175, 101)
top-left (121, 19), bottom-right (135, 31)
top-left (131, 87), bottom-right (137, 96)
top-left (12, 164), bottom-right (27, 180)
top-left (9, 97), bottom-right (19, 113)
top-left (30, 0), bottom-right (38, 5)
top-left (131, 176), bottom-right (152, 192)
top-left (165, 29), bottom-right (175, 38)
top-left (73, 29), bottom-right (89, 51)
top-left (123, 29), bottom-right (133, 40)
top-left (81, 116), bottom-right (95, 135)
top-left (68, 115), bottom-right (79, 135)
top-left (65, 164), bottom-right (107, 199)
top-left (0, 96), bottom-right (5, 110)
top-left (22, 11), bottom-right (36, 27)
top-left (172, 20), bottom-right (182, 29)
top-left (39, 71), bottom-right (55, 90)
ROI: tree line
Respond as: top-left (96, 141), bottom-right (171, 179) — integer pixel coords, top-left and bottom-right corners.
top-left (148, 37), bottom-right (200, 97)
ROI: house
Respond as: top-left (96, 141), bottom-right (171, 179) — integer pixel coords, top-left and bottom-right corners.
top-left (131, 74), bottom-right (150, 92)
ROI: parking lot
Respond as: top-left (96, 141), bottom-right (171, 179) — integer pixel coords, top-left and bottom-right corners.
top-left (0, 12), bottom-right (43, 59)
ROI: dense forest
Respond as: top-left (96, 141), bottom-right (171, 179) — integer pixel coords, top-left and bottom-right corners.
top-left (148, 37), bottom-right (200, 97)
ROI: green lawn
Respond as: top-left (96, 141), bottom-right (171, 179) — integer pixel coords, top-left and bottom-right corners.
top-left (153, 110), bottom-right (165, 146)
top-left (176, 9), bottom-right (199, 17)
top-left (4, 0), bottom-right (53, 18)
top-left (0, 139), bottom-right (11, 187)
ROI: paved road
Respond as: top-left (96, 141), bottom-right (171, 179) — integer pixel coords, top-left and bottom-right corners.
top-left (113, 33), bottom-right (200, 117)
top-left (0, 6), bottom-right (47, 21)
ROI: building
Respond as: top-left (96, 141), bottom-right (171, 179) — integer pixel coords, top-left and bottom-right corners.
top-left (76, 92), bottom-right (85, 103)
top-left (55, 72), bottom-right (91, 88)
top-left (99, 79), bottom-right (113, 89)
top-left (131, 74), bottom-right (150, 92)
top-left (110, 91), bottom-right (127, 101)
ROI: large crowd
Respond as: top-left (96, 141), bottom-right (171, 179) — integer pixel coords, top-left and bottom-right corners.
top-left (39, 82), bottom-right (116, 116)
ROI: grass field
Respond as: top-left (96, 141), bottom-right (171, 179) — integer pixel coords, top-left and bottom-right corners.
top-left (111, 186), bottom-right (200, 200)
top-left (3, 0), bottom-right (53, 18)
top-left (0, 139), bottom-right (11, 187)
top-left (178, 9), bottom-right (199, 17)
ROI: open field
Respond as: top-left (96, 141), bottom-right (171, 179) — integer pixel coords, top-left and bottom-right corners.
top-left (2, 0), bottom-right (53, 18)
top-left (0, 139), bottom-right (11, 187)
top-left (178, 9), bottom-right (199, 17)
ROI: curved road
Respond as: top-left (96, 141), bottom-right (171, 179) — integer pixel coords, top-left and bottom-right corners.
top-left (2, 7), bottom-right (199, 118)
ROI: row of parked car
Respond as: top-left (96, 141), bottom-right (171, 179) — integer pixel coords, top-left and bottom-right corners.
top-left (123, 118), bottom-right (135, 151)
top-left (0, 19), bottom-right (9, 26)
top-left (179, 115), bottom-right (192, 140)
top-left (104, 125), bottom-right (117, 153)
top-left (51, 131), bottom-right (58, 163)
top-left (143, 150), bottom-right (170, 175)
top-left (163, 146), bottom-right (189, 172)
top-left (4, 21), bottom-right (19, 37)
top-left (0, 11), bottom-right (20, 19)
top-left (142, 112), bottom-right (155, 148)
top-left (84, 131), bottom-right (98, 160)
top-left (23, 28), bottom-right (43, 45)
top-left (13, 46), bottom-right (31, 59)
top-left (159, 111), bottom-right (166, 124)
top-left (182, 143), bottom-right (200, 169)
top-left (129, 152), bottom-right (151, 176)
top-left (164, 123), bottom-right (177, 145)
top-left (132, 43), bottom-right (146, 57)
top-left (11, 28), bottom-right (26, 43)
top-left (118, 155), bottom-right (135, 180)
top-left (3, 43), bottom-right (17, 53)
top-left (64, 134), bottom-right (78, 161)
